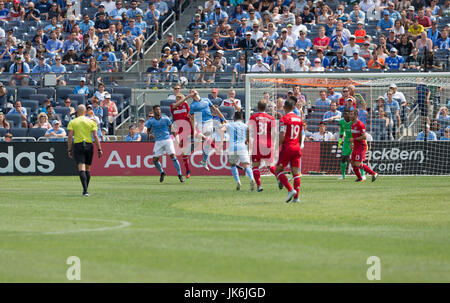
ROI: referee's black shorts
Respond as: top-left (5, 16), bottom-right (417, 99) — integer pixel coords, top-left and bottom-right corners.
top-left (73, 142), bottom-right (94, 165)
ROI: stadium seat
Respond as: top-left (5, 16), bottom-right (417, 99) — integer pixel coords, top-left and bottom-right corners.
top-left (140, 133), bottom-right (149, 141)
top-left (54, 107), bottom-right (71, 127)
top-left (0, 128), bottom-right (8, 137)
top-left (37, 87), bottom-right (56, 100)
top-left (6, 86), bottom-right (15, 103)
top-left (113, 87), bottom-right (132, 106)
top-left (5, 114), bottom-right (22, 128)
top-left (211, 99), bottom-right (222, 106)
top-left (110, 94), bottom-right (124, 111)
top-left (28, 94), bottom-right (48, 106)
top-left (160, 106), bottom-right (172, 118)
top-left (101, 106), bottom-right (109, 127)
top-left (17, 87), bottom-right (36, 100)
top-left (9, 127), bottom-right (28, 138)
top-left (160, 99), bottom-right (174, 107)
top-left (28, 127), bottom-right (48, 140)
top-left (219, 106), bottom-right (235, 120)
top-left (67, 94), bottom-right (86, 106)
top-left (56, 87), bottom-right (75, 103)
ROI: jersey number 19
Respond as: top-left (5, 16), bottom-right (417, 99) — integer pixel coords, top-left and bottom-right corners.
top-left (290, 125), bottom-right (300, 139)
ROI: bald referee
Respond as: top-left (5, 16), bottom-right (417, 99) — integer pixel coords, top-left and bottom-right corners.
top-left (67, 105), bottom-right (103, 196)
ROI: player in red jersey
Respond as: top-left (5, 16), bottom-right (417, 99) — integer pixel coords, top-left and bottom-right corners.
top-left (349, 109), bottom-right (378, 182)
top-left (170, 93), bottom-right (194, 178)
top-left (275, 97), bottom-right (303, 203)
top-left (248, 101), bottom-right (276, 192)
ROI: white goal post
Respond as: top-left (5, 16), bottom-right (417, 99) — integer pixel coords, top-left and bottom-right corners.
top-left (244, 72), bottom-right (450, 175)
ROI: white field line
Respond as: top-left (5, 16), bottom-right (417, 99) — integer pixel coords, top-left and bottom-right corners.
top-left (44, 218), bottom-right (131, 235)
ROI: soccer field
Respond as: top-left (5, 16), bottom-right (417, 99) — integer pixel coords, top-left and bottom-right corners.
top-left (0, 175), bottom-right (449, 282)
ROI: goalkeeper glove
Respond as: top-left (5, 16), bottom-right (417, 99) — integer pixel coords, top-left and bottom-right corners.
top-left (338, 138), bottom-right (342, 149)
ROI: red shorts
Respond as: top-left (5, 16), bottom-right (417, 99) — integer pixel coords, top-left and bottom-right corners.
top-left (251, 151), bottom-right (273, 163)
top-left (277, 145), bottom-right (301, 168)
top-left (351, 146), bottom-right (367, 162)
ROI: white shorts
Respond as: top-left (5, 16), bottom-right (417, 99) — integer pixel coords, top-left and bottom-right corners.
top-left (228, 149), bottom-right (250, 165)
top-left (153, 138), bottom-right (176, 157)
top-left (196, 120), bottom-right (214, 136)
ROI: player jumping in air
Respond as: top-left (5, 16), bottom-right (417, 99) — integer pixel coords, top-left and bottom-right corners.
top-left (338, 109), bottom-right (365, 180)
top-left (170, 93), bottom-right (194, 178)
top-left (222, 111), bottom-right (255, 191)
top-left (275, 98), bottom-right (303, 203)
top-left (248, 101), bottom-right (276, 192)
top-left (349, 109), bottom-right (378, 182)
top-left (146, 105), bottom-right (184, 183)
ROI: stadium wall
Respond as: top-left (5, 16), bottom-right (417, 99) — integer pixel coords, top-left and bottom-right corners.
top-left (1, 142), bottom-right (448, 176)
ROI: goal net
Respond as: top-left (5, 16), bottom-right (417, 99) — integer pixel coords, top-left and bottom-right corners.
top-left (245, 73), bottom-right (450, 176)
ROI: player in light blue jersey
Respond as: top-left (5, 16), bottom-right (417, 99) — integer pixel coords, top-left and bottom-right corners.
top-left (145, 105), bottom-right (184, 183)
top-left (221, 111), bottom-right (255, 191)
top-left (188, 89), bottom-right (223, 171)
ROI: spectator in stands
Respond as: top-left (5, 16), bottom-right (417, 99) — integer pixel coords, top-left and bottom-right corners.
top-left (207, 32), bottom-right (224, 51)
top-left (251, 21), bottom-right (263, 41)
top-left (154, 0), bottom-right (168, 18)
top-left (251, 55), bottom-right (270, 72)
top-left (428, 20), bottom-right (440, 46)
top-left (127, 0), bottom-right (143, 19)
top-left (209, 4), bottom-right (228, 25)
top-left (435, 28), bottom-right (449, 50)
top-left (280, 5), bottom-right (295, 25)
top-left (9, 55), bottom-right (30, 86)
top-left (238, 32), bottom-right (256, 51)
top-left (417, 8), bottom-right (431, 29)
top-left (280, 28), bottom-right (295, 50)
top-left (266, 22), bottom-right (278, 41)
top-left (181, 56), bottom-right (201, 84)
top-left (145, 2), bottom-right (160, 36)
top-left (221, 89), bottom-right (241, 112)
top-left (223, 28), bottom-right (240, 50)
top-left (393, 19), bottom-right (405, 36)
top-left (416, 124), bottom-right (437, 141)
top-left (136, 118), bottom-right (147, 134)
top-left (329, 28), bottom-right (348, 51)
top-left (386, 30), bottom-right (398, 50)
top-left (45, 105), bottom-right (61, 125)
top-left (95, 12), bottom-right (111, 35)
top-left (387, 2), bottom-right (401, 20)
top-left (0, 1), bottom-right (8, 21)
top-left (91, 96), bottom-right (103, 120)
top-left (101, 93), bottom-right (118, 133)
top-left (110, 1), bottom-right (127, 20)
top-left (396, 34), bottom-right (414, 57)
top-left (385, 48), bottom-right (405, 70)
top-left (229, 4), bottom-right (245, 24)
top-left (416, 31), bottom-right (433, 51)
top-left (124, 18), bottom-right (144, 59)
top-left (125, 124), bottom-right (141, 142)
top-left (314, 48), bottom-right (330, 69)
top-left (9, 0), bottom-right (24, 21)
top-left (51, 55), bottom-right (67, 86)
top-left (441, 126), bottom-right (450, 140)
top-left (343, 35), bottom-right (359, 56)
top-left (302, 120), bottom-right (313, 141)
top-left (270, 54), bottom-right (286, 72)
top-left (80, 14), bottom-right (95, 35)
top-left (312, 26), bottom-right (329, 51)
top-left (279, 47), bottom-right (295, 71)
top-left (385, 84), bottom-right (407, 107)
top-left (73, 77), bottom-right (90, 98)
top-left (315, 90), bottom-right (331, 107)
top-left (31, 112), bottom-right (50, 129)
top-left (377, 10), bottom-right (394, 32)
top-left (63, 97), bottom-right (76, 118)
top-left (349, 3), bottom-right (365, 24)
top-left (62, 32), bottom-right (81, 55)
top-left (201, 57), bottom-right (216, 83)
top-left (405, 47), bottom-right (421, 70)
top-left (300, 5), bottom-right (315, 24)
top-left (322, 101), bottom-right (341, 122)
top-left (376, 105), bottom-right (390, 131)
top-left (436, 106), bottom-right (450, 120)
top-left (385, 90), bottom-right (401, 135)
top-left (327, 87), bottom-right (342, 103)
top-left (3, 132), bottom-right (13, 142)
top-left (312, 121), bottom-right (334, 141)
top-left (31, 55), bottom-right (52, 76)
top-left (45, 120), bottom-right (66, 141)
top-left (161, 33), bottom-right (181, 54)
top-left (294, 30), bottom-right (312, 52)
top-left (346, 50), bottom-right (366, 71)
top-left (309, 57), bottom-right (323, 72)
top-left (423, 49), bottom-right (442, 70)
top-left (293, 49), bottom-right (309, 71)
top-left (408, 17), bottom-right (424, 39)
top-left (45, 30), bottom-right (63, 57)
top-left (25, 1), bottom-right (40, 21)
top-left (0, 112), bottom-right (10, 129)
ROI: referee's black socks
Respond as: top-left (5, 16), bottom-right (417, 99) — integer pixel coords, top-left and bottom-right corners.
top-left (79, 171), bottom-right (88, 193)
top-left (86, 171), bottom-right (91, 188)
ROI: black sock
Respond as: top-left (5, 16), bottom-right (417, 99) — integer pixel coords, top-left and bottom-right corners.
top-left (86, 171), bottom-right (91, 188)
top-left (79, 171), bottom-right (88, 193)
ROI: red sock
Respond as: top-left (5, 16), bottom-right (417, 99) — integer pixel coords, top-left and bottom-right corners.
top-left (205, 138), bottom-right (215, 148)
top-left (293, 174), bottom-right (301, 198)
top-left (277, 172), bottom-right (293, 191)
top-left (269, 166), bottom-right (276, 175)
top-left (352, 166), bottom-right (362, 180)
top-left (252, 167), bottom-right (261, 186)
top-left (361, 164), bottom-right (375, 176)
top-left (182, 155), bottom-right (190, 171)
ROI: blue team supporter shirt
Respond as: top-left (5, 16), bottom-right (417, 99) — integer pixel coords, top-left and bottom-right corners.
top-left (190, 98), bottom-right (214, 123)
top-left (385, 56), bottom-right (404, 70)
top-left (145, 115), bottom-right (172, 141)
top-left (226, 120), bottom-right (248, 152)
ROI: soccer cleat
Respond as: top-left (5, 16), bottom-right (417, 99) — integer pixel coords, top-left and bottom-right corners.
top-left (277, 179), bottom-right (283, 190)
top-left (236, 165), bottom-right (244, 171)
top-left (82, 192), bottom-right (89, 197)
top-left (292, 197), bottom-right (299, 203)
top-left (355, 178), bottom-right (364, 182)
top-left (372, 173), bottom-right (378, 182)
top-left (257, 186), bottom-right (263, 192)
top-left (338, 176), bottom-right (345, 180)
top-left (160, 172), bottom-right (166, 183)
top-left (186, 170), bottom-right (191, 179)
top-left (250, 179), bottom-right (255, 191)
top-left (178, 175), bottom-right (185, 183)
top-left (236, 181), bottom-right (241, 191)
top-left (362, 175), bottom-right (367, 181)
top-left (201, 161), bottom-right (210, 171)
top-left (286, 190), bottom-right (297, 203)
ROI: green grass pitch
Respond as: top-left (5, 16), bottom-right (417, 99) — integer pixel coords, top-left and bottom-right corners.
top-left (0, 175), bottom-right (449, 282)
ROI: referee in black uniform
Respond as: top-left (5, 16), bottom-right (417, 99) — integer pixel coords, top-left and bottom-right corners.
top-left (67, 105), bottom-right (103, 196)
